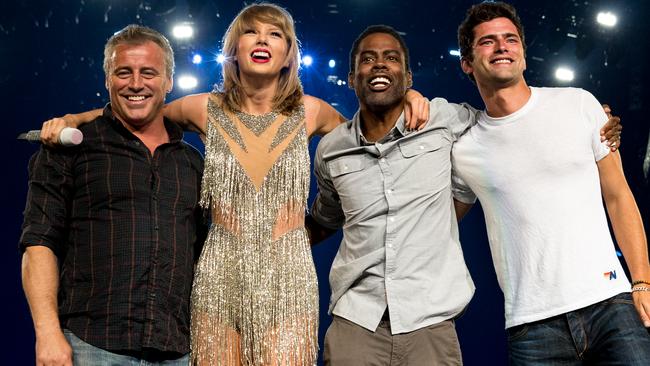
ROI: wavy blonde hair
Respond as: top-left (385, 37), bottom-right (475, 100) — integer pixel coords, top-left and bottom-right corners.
top-left (218, 3), bottom-right (303, 115)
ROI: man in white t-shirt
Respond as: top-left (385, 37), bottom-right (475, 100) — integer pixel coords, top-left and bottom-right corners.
top-left (452, 2), bottom-right (650, 364)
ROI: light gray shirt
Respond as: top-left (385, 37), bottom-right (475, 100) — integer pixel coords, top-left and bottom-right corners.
top-left (312, 98), bottom-right (477, 334)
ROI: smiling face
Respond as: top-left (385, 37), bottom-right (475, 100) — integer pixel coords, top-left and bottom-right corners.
top-left (235, 21), bottom-right (290, 81)
top-left (105, 41), bottom-right (171, 128)
top-left (349, 32), bottom-right (412, 111)
top-left (461, 17), bottom-right (526, 89)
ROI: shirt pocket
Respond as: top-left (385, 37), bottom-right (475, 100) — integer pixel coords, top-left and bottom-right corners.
top-left (397, 133), bottom-right (451, 194)
top-left (327, 155), bottom-right (380, 215)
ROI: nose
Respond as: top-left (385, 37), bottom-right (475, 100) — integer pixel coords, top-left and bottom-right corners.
top-left (256, 32), bottom-right (268, 46)
top-left (129, 73), bottom-right (144, 90)
top-left (496, 38), bottom-right (509, 52)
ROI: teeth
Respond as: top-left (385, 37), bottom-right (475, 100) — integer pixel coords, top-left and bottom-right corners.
top-left (493, 59), bottom-right (512, 64)
top-left (252, 51), bottom-right (270, 58)
top-left (127, 95), bottom-right (145, 101)
top-left (370, 77), bottom-right (391, 85)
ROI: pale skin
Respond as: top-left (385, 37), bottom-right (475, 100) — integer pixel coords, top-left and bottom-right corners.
top-left (460, 16), bottom-right (650, 326)
top-left (23, 41), bottom-right (175, 366)
top-left (39, 23), bottom-right (429, 143)
top-left (32, 22), bottom-right (430, 366)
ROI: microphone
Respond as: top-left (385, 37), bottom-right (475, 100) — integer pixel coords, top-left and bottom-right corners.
top-left (17, 127), bottom-right (83, 146)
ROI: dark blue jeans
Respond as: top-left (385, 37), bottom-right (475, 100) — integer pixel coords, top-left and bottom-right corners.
top-left (63, 329), bottom-right (189, 366)
top-left (508, 292), bottom-right (650, 365)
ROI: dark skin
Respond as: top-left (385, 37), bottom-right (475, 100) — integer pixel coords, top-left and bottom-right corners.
top-left (306, 33), bottom-right (623, 245)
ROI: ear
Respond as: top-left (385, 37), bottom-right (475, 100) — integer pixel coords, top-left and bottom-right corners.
top-left (460, 58), bottom-right (473, 76)
top-left (406, 71), bottom-right (413, 88)
top-left (347, 72), bottom-right (354, 90)
top-left (166, 76), bottom-right (173, 94)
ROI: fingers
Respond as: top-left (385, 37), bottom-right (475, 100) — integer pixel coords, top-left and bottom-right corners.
top-left (404, 103), bottom-right (414, 130)
top-left (417, 98), bottom-right (429, 130)
top-left (40, 118), bottom-right (68, 146)
top-left (633, 292), bottom-right (650, 328)
top-left (602, 104), bottom-right (612, 117)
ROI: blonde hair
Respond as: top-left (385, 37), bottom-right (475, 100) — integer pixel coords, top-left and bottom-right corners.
top-left (218, 3), bottom-right (303, 115)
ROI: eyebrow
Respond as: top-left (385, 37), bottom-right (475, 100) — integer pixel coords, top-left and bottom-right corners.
top-left (475, 32), bottom-right (520, 44)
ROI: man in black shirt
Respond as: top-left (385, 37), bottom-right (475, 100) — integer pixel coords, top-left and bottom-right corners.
top-left (20, 25), bottom-right (205, 365)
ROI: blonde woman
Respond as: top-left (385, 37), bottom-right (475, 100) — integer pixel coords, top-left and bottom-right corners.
top-left (40, 3), bottom-right (429, 364)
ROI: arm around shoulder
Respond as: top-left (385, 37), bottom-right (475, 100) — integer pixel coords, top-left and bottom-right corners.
top-left (303, 95), bottom-right (347, 137)
top-left (163, 93), bottom-right (210, 134)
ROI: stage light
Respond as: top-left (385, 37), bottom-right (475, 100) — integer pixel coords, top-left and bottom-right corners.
top-left (172, 24), bottom-right (194, 39)
top-left (597, 12), bottom-right (617, 27)
top-left (449, 49), bottom-right (461, 57)
top-left (216, 54), bottom-right (226, 64)
top-left (178, 75), bottom-right (198, 90)
top-left (554, 67), bottom-right (574, 82)
top-left (302, 55), bottom-right (313, 67)
top-left (192, 54), bottom-right (203, 64)
top-left (328, 59), bottom-right (336, 68)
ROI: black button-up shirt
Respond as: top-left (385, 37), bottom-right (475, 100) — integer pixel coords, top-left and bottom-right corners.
top-left (20, 106), bottom-right (206, 355)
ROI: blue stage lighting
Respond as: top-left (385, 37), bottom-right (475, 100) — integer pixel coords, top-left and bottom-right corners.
top-left (216, 54), bottom-right (226, 64)
top-left (302, 55), bottom-right (313, 67)
top-left (328, 59), bottom-right (336, 68)
top-left (192, 54), bottom-right (203, 64)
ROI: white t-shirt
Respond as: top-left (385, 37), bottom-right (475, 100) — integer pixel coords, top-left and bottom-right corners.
top-left (452, 87), bottom-right (630, 328)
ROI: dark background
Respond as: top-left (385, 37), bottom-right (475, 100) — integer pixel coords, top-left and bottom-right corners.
top-left (4, 0), bottom-right (649, 364)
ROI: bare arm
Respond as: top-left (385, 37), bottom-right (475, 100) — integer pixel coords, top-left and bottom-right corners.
top-left (598, 151), bottom-right (650, 327)
top-left (22, 246), bottom-right (72, 366)
top-left (41, 93), bottom-right (210, 145)
top-left (162, 93), bottom-right (209, 134)
top-left (304, 95), bottom-right (347, 138)
top-left (454, 199), bottom-right (474, 222)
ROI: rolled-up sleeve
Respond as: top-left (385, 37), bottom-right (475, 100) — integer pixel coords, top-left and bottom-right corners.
top-left (20, 147), bottom-right (73, 256)
top-left (311, 141), bottom-right (345, 230)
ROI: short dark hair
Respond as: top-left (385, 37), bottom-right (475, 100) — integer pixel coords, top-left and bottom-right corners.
top-left (457, 1), bottom-right (526, 63)
top-left (349, 25), bottom-right (411, 73)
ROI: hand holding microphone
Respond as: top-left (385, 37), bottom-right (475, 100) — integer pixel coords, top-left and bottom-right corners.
top-left (17, 117), bottom-right (83, 146)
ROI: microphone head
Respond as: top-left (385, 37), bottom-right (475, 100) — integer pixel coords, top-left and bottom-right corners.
top-left (59, 127), bottom-right (83, 146)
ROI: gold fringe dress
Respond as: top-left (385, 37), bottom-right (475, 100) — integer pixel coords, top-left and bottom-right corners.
top-left (190, 95), bottom-right (318, 365)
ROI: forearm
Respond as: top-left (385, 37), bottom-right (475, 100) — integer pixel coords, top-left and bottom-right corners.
top-left (63, 109), bottom-right (103, 128)
top-left (22, 246), bottom-right (63, 337)
top-left (606, 193), bottom-right (650, 280)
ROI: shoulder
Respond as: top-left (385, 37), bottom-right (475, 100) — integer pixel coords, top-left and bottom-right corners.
top-left (317, 119), bottom-right (354, 151)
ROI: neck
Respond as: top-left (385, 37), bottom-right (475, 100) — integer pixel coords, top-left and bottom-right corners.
top-left (239, 73), bottom-right (280, 115)
top-left (121, 115), bottom-right (169, 154)
top-left (477, 79), bottom-right (531, 118)
top-left (359, 99), bottom-right (405, 142)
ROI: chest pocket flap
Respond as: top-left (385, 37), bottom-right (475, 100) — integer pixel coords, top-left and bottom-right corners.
top-left (328, 155), bottom-right (368, 177)
top-left (398, 133), bottom-right (445, 157)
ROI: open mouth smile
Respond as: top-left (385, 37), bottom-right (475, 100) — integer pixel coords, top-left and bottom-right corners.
top-left (368, 75), bottom-right (392, 91)
top-left (251, 48), bottom-right (271, 63)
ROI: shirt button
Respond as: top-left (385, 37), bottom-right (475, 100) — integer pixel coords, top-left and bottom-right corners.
top-left (389, 217), bottom-right (395, 222)
top-left (387, 189), bottom-right (393, 194)
top-left (343, 165), bottom-right (348, 171)
top-left (387, 243), bottom-right (393, 248)
top-left (419, 145), bottom-right (424, 150)
top-left (380, 158), bottom-right (386, 163)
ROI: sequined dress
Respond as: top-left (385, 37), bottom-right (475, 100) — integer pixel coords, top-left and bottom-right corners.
top-left (190, 95), bottom-right (318, 365)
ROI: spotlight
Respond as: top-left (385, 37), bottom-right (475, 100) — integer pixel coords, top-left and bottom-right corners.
top-left (554, 67), bottom-right (574, 82)
top-left (216, 54), bottom-right (226, 64)
top-left (597, 12), bottom-right (617, 27)
top-left (192, 54), bottom-right (203, 64)
top-left (328, 59), bottom-right (336, 68)
top-left (302, 55), bottom-right (313, 67)
top-left (177, 75), bottom-right (198, 90)
top-left (449, 49), bottom-right (461, 57)
top-left (172, 24), bottom-right (194, 39)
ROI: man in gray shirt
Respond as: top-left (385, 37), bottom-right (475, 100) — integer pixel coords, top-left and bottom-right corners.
top-left (306, 24), bottom-right (621, 366)
top-left (307, 24), bottom-right (476, 365)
